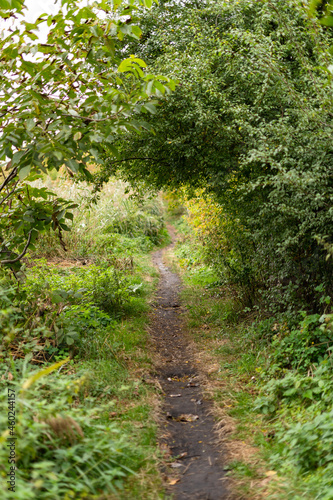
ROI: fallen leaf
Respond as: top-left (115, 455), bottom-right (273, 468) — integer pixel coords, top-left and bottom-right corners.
top-left (171, 462), bottom-right (183, 468)
top-left (8, 372), bottom-right (13, 381)
top-left (265, 470), bottom-right (277, 477)
top-left (176, 414), bottom-right (199, 422)
top-left (168, 478), bottom-right (180, 485)
top-left (207, 364), bottom-right (219, 374)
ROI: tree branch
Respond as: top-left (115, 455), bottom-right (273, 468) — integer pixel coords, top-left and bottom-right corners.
top-left (109, 157), bottom-right (170, 165)
top-left (0, 181), bottom-right (19, 206)
top-left (0, 230), bottom-right (32, 265)
top-left (0, 166), bottom-right (18, 193)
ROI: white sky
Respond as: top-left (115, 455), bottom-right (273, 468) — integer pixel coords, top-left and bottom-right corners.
top-left (23, 0), bottom-right (60, 21)
top-left (22, 0), bottom-right (60, 42)
top-left (0, 0), bottom-right (61, 43)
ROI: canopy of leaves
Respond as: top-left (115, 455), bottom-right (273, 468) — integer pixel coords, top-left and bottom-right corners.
top-left (113, 0), bottom-right (333, 310)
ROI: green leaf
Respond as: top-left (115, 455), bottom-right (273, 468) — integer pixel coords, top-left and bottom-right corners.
top-left (104, 38), bottom-right (115, 55)
top-left (26, 118), bottom-right (35, 131)
top-left (53, 151), bottom-right (63, 161)
top-left (321, 15), bottom-right (333, 27)
top-left (131, 25), bottom-right (142, 39)
top-left (51, 293), bottom-right (63, 304)
top-left (143, 102), bottom-right (156, 114)
top-left (117, 59), bottom-right (132, 73)
top-left (19, 165), bottom-right (31, 180)
top-left (12, 150), bottom-right (27, 167)
top-left (66, 159), bottom-right (80, 173)
top-left (154, 81), bottom-right (165, 95)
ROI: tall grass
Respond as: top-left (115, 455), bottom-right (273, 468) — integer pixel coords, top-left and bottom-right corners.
top-left (0, 176), bottom-right (166, 499)
top-left (32, 177), bottom-right (166, 259)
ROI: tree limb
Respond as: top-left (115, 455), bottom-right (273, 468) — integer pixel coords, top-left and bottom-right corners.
top-left (0, 181), bottom-right (19, 206)
top-left (0, 230), bottom-right (32, 265)
top-left (0, 166), bottom-right (18, 193)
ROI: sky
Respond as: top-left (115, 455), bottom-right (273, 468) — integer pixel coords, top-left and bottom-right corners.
top-left (22, 0), bottom-right (62, 42)
top-left (0, 0), bottom-right (60, 43)
top-left (24, 0), bottom-right (59, 21)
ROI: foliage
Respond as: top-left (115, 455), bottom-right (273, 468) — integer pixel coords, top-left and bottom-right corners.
top-left (310, 0), bottom-right (333, 27)
top-left (0, 177), bottom-right (164, 365)
top-left (174, 207), bottom-right (333, 499)
top-left (33, 179), bottom-right (167, 258)
top-left (114, 0), bottom-right (333, 312)
top-left (182, 192), bottom-right (258, 305)
top-left (0, 361), bottom-right (141, 499)
top-left (0, 0), bottom-right (174, 265)
top-left (0, 176), bottom-right (163, 498)
top-left (0, 258), bottom-right (146, 364)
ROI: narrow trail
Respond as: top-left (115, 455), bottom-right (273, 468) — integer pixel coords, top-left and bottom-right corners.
top-left (150, 229), bottom-right (229, 500)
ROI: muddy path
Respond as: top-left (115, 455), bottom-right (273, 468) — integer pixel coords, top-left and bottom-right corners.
top-left (150, 230), bottom-right (229, 500)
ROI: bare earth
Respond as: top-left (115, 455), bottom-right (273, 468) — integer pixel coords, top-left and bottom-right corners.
top-left (151, 234), bottom-right (229, 500)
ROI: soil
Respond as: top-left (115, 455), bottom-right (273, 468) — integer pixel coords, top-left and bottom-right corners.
top-left (150, 231), bottom-right (229, 500)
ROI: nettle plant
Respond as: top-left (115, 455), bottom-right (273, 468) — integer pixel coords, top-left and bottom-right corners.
top-left (0, 0), bottom-right (174, 269)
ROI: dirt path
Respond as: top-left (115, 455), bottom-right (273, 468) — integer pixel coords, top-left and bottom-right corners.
top-left (150, 232), bottom-right (229, 500)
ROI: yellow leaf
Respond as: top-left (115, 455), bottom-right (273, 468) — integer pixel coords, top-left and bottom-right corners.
top-left (265, 470), bottom-right (277, 477)
top-left (21, 358), bottom-right (70, 391)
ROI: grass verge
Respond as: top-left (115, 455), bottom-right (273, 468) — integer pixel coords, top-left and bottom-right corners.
top-left (0, 180), bottom-right (168, 499)
top-left (166, 214), bottom-right (333, 500)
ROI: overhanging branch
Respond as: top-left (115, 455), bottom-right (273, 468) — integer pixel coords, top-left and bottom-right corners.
top-left (1, 230), bottom-right (32, 265)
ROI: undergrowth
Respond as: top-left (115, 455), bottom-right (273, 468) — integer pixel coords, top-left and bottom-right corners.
top-left (0, 179), bottom-right (167, 499)
top-left (171, 210), bottom-right (333, 500)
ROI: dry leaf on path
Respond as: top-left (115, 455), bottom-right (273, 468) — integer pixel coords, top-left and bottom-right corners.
top-left (176, 414), bottom-right (199, 422)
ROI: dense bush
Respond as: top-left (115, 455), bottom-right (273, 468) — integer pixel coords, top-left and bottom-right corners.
top-left (113, 0), bottom-right (333, 313)
top-left (0, 177), bottom-right (163, 498)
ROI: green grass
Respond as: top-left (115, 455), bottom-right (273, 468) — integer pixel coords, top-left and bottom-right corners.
top-left (169, 212), bottom-right (333, 500)
top-left (0, 180), bottom-right (168, 499)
